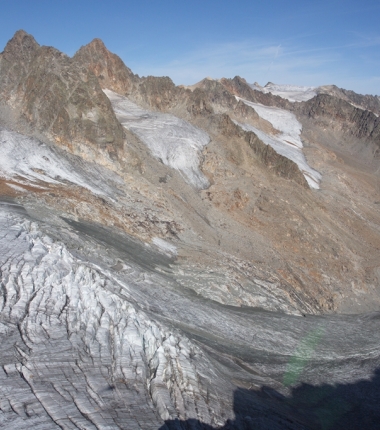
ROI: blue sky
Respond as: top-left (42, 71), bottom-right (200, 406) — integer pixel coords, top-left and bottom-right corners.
top-left (0, 0), bottom-right (379, 95)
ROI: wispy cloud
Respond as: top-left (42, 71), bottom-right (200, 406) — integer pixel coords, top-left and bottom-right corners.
top-left (128, 35), bottom-right (380, 95)
top-left (131, 39), bottom-right (339, 86)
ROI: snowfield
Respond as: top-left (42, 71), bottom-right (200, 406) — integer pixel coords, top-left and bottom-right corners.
top-left (236, 97), bottom-right (321, 188)
top-left (104, 89), bottom-right (210, 189)
top-left (237, 97), bottom-right (304, 148)
top-left (250, 83), bottom-right (317, 102)
top-left (0, 128), bottom-right (108, 195)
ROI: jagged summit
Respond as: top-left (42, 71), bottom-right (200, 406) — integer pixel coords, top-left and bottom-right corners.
top-left (73, 37), bottom-right (138, 95)
top-left (1, 29), bottom-right (39, 57)
top-left (82, 37), bottom-right (108, 51)
top-left (0, 30), bottom-right (125, 161)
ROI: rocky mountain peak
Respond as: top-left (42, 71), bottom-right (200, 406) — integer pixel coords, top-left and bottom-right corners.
top-left (84, 37), bottom-right (107, 51)
top-left (219, 76), bottom-right (289, 109)
top-left (73, 37), bottom-right (138, 95)
top-left (1, 29), bottom-right (39, 62)
top-left (0, 32), bottom-right (125, 162)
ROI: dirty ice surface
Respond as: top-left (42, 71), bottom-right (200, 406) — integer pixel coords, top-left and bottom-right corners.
top-left (251, 82), bottom-right (317, 102)
top-left (0, 209), bottom-right (215, 428)
top-left (1, 204), bottom-right (380, 428)
top-left (0, 128), bottom-right (106, 195)
top-left (236, 98), bottom-right (321, 188)
top-left (104, 89), bottom-right (210, 189)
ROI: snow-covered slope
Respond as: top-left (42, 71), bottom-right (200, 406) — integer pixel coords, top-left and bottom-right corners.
top-left (104, 89), bottom-right (210, 189)
top-left (0, 128), bottom-right (111, 195)
top-left (236, 98), bottom-right (321, 188)
top-left (251, 83), bottom-right (317, 102)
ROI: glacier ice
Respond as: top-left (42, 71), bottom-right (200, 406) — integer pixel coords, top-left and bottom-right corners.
top-left (0, 128), bottom-right (107, 195)
top-left (236, 98), bottom-right (321, 188)
top-left (104, 89), bottom-right (210, 189)
top-left (1, 203), bottom-right (380, 428)
top-left (251, 83), bottom-right (317, 102)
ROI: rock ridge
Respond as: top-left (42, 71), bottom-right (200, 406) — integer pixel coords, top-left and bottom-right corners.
top-left (0, 30), bottom-right (125, 163)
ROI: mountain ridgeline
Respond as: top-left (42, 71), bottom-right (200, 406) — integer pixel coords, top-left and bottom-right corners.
top-left (1, 31), bottom-right (378, 178)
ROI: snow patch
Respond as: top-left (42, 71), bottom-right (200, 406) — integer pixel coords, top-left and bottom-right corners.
top-left (152, 237), bottom-right (178, 257)
top-left (235, 98), bottom-right (321, 189)
top-left (104, 89), bottom-right (210, 189)
top-left (0, 128), bottom-right (105, 195)
top-left (237, 97), bottom-right (303, 148)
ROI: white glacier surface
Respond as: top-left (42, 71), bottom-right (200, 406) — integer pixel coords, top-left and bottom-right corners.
top-left (0, 209), bottom-right (217, 428)
top-left (251, 83), bottom-right (317, 102)
top-left (236, 98), bottom-right (321, 188)
top-left (237, 97), bottom-right (304, 148)
top-left (104, 89), bottom-right (210, 189)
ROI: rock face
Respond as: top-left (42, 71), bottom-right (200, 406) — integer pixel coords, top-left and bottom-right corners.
top-left (0, 30), bottom-right (380, 429)
top-left (318, 84), bottom-right (380, 116)
top-left (296, 94), bottom-right (380, 144)
top-left (73, 37), bottom-right (138, 96)
top-left (0, 30), bottom-right (125, 161)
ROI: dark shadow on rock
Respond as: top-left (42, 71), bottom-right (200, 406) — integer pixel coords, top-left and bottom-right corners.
top-left (158, 368), bottom-right (380, 429)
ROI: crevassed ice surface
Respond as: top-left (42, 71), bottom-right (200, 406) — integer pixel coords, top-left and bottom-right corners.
top-left (251, 83), bottom-right (317, 102)
top-left (0, 209), bottom-right (222, 429)
top-left (1, 203), bottom-right (380, 428)
top-left (236, 98), bottom-right (321, 189)
top-left (104, 89), bottom-right (210, 189)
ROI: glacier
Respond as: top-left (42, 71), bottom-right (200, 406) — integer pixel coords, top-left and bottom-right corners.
top-left (104, 90), bottom-right (210, 189)
top-left (0, 128), bottom-right (116, 196)
top-left (1, 199), bottom-right (379, 428)
top-left (250, 83), bottom-right (317, 102)
top-left (236, 98), bottom-right (321, 188)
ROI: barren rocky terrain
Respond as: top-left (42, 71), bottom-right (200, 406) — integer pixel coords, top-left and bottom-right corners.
top-left (0, 30), bottom-right (379, 429)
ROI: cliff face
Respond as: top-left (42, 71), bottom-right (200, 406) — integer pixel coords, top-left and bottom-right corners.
top-left (0, 29), bottom-right (40, 95)
top-left (318, 84), bottom-right (380, 116)
top-left (0, 30), bottom-right (125, 160)
top-left (73, 37), bottom-right (138, 96)
top-left (296, 93), bottom-right (380, 146)
top-left (74, 39), bottom-right (187, 112)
